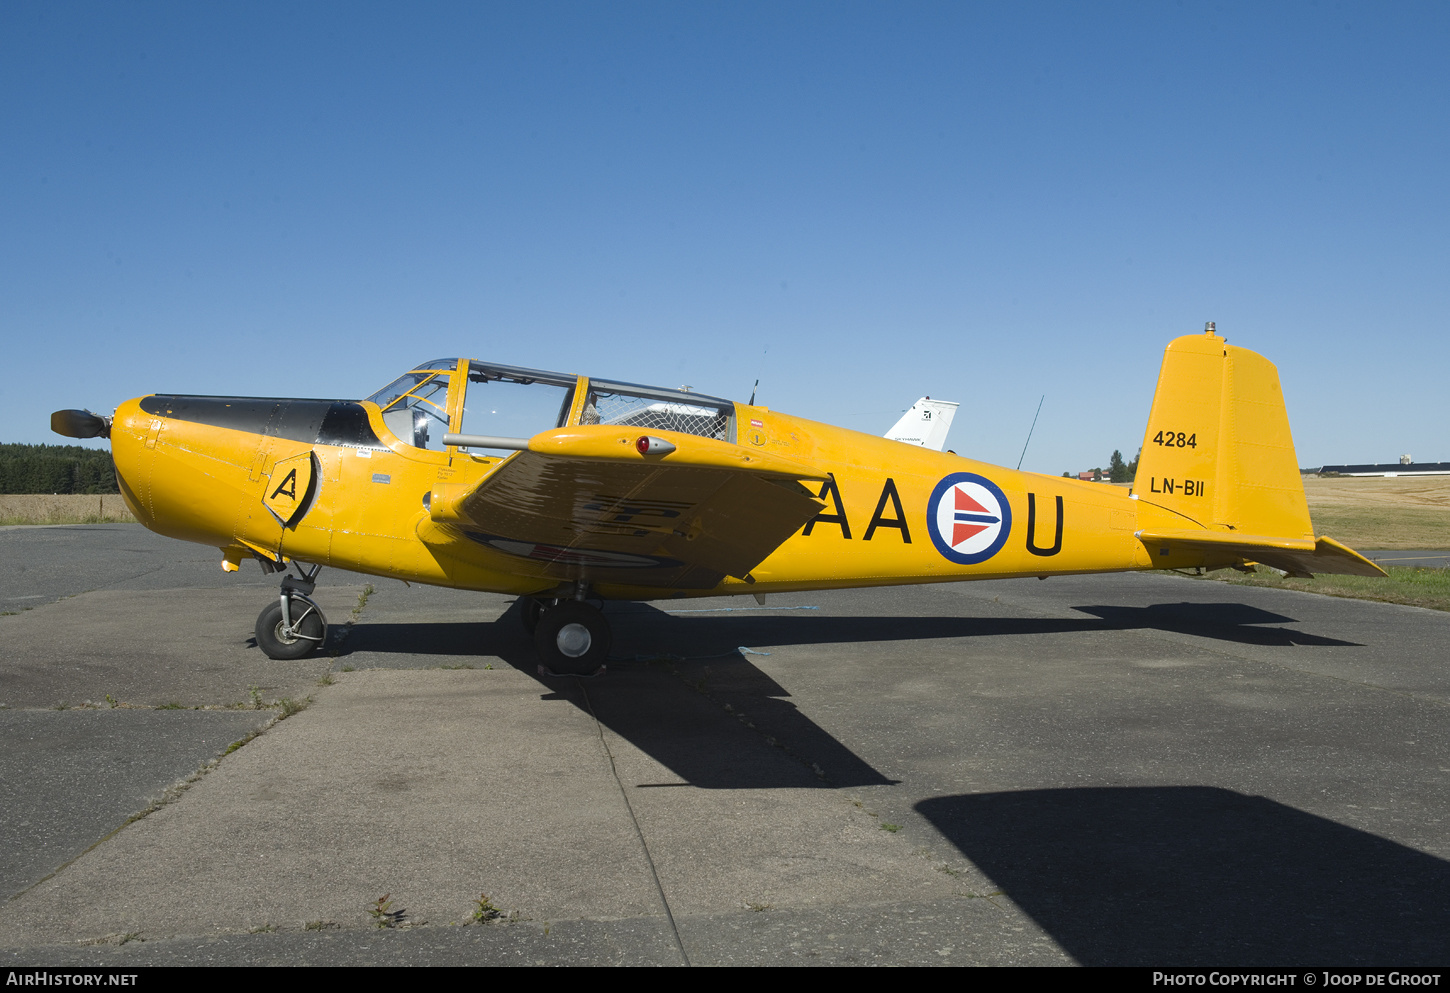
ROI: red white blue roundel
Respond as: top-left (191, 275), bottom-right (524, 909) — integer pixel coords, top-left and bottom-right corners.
top-left (926, 472), bottom-right (1013, 565)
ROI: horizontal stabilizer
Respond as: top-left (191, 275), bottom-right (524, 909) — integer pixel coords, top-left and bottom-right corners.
top-left (1136, 528), bottom-right (1387, 578)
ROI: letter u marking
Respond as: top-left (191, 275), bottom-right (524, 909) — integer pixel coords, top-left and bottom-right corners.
top-left (1026, 493), bottom-right (1063, 557)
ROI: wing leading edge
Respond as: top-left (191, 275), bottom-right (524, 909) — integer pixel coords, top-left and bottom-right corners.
top-left (429, 426), bottom-right (828, 590)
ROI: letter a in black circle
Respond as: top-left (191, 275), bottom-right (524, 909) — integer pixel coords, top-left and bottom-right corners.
top-left (270, 468), bottom-right (298, 501)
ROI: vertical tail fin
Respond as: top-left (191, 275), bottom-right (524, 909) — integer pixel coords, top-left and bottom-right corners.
top-left (885, 397), bottom-right (959, 451)
top-left (1132, 327), bottom-right (1313, 541)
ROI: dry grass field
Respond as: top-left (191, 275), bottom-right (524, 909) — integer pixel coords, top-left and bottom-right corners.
top-left (0, 494), bottom-right (136, 526)
top-left (1302, 474), bottom-right (1450, 550)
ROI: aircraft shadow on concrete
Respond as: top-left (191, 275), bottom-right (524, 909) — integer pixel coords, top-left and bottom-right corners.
top-left (1071, 602), bottom-right (1362, 647)
top-left (917, 786), bottom-right (1450, 966)
top-left (612, 600), bottom-right (1360, 651)
top-left (336, 605), bottom-right (896, 790)
top-left (332, 595), bottom-right (1355, 790)
top-left (333, 598), bottom-right (1357, 661)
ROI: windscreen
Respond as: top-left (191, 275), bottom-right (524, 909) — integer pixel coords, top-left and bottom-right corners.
top-left (365, 369), bottom-right (452, 451)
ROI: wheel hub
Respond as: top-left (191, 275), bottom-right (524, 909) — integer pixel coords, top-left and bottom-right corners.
top-left (556, 622), bottom-right (592, 658)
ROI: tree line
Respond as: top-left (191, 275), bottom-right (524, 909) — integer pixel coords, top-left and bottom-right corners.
top-left (1066, 449), bottom-right (1140, 483)
top-left (0, 443), bottom-right (119, 494)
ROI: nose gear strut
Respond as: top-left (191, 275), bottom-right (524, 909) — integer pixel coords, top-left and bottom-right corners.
top-left (255, 562), bottom-right (329, 659)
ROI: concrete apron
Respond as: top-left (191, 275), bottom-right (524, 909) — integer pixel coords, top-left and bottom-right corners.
top-left (0, 668), bottom-right (976, 952)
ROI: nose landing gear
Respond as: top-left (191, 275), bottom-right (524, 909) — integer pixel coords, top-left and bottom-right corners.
top-left (255, 563), bottom-right (328, 660)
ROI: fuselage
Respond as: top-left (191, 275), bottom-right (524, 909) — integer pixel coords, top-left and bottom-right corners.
top-left (108, 359), bottom-right (1212, 600)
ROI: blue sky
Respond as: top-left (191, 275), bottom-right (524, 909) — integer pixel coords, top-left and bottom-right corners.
top-left (3, 1), bottom-right (1447, 472)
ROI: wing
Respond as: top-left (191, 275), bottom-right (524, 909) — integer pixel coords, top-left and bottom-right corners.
top-left (1135, 528), bottom-right (1387, 578)
top-left (430, 426), bottom-right (828, 590)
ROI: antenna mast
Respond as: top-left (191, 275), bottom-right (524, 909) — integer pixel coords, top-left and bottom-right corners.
top-left (1016, 395), bottom-right (1045, 471)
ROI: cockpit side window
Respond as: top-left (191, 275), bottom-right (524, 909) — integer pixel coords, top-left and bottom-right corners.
top-left (458, 365), bottom-right (576, 452)
top-left (366, 371), bottom-right (453, 451)
top-left (581, 383), bottom-right (733, 442)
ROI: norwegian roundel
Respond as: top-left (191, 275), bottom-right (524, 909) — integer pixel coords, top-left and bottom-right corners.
top-left (926, 472), bottom-right (1013, 566)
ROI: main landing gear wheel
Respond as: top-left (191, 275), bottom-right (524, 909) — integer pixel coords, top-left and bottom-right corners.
top-left (534, 600), bottom-right (611, 676)
top-left (519, 596), bottom-right (546, 635)
top-left (255, 597), bottom-right (328, 660)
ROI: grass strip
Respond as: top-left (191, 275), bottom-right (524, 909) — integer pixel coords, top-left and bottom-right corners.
top-left (1201, 564), bottom-right (1450, 613)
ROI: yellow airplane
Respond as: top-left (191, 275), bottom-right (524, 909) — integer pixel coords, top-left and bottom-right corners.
top-left (52, 325), bottom-right (1384, 674)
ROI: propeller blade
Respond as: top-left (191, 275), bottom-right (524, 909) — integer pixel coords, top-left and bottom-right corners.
top-left (51, 409), bottom-right (110, 439)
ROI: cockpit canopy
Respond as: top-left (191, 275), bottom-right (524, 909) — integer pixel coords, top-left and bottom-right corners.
top-left (365, 359), bottom-right (735, 452)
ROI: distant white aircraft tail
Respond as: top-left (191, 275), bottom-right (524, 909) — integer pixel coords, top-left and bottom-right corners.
top-left (884, 397), bottom-right (958, 451)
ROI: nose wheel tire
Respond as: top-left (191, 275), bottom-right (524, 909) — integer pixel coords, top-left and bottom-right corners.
top-left (534, 600), bottom-right (610, 675)
top-left (255, 598), bottom-right (328, 660)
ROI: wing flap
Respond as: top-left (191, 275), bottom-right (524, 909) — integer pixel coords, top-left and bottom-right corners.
top-left (1136, 528), bottom-right (1387, 578)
